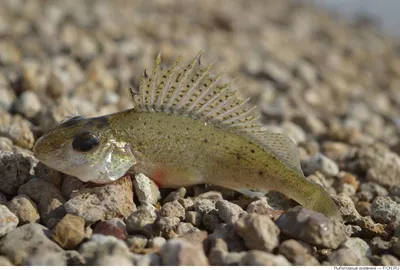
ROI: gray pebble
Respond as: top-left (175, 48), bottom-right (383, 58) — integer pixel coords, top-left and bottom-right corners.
top-left (340, 237), bottom-right (371, 257)
top-left (126, 205), bottom-right (157, 238)
top-left (185, 211), bottom-right (202, 227)
top-left (216, 200), bottom-right (245, 224)
top-left (160, 200), bottom-right (185, 220)
top-left (13, 90), bottom-right (41, 118)
top-left (370, 196), bottom-right (400, 226)
top-left (61, 175), bottom-right (84, 200)
top-left (133, 173), bottom-right (160, 206)
top-left (79, 234), bottom-right (134, 266)
top-left (239, 251), bottom-right (291, 266)
top-left (234, 213), bottom-right (280, 252)
top-left (163, 187), bottom-right (186, 204)
top-left (160, 239), bottom-right (208, 266)
top-left (0, 113), bottom-right (35, 148)
top-left (329, 248), bottom-right (373, 266)
top-left (0, 223), bottom-right (64, 265)
top-left (276, 206), bottom-right (348, 249)
top-left (304, 153), bottom-right (339, 177)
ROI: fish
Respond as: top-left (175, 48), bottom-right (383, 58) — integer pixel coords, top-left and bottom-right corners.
top-left (33, 52), bottom-right (342, 220)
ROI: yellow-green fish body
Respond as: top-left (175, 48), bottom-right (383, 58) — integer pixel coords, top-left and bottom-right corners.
top-left (33, 52), bottom-right (342, 220)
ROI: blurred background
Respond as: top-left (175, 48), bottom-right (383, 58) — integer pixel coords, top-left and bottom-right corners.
top-left (0, 0), bottom-right (399, 152)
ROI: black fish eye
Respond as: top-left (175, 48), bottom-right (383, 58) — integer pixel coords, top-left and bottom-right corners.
top-left (72, 131), bottom-right (99, 152)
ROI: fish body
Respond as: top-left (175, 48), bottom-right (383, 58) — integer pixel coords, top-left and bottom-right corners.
top-left (33, 52), bottom-right (342, 220)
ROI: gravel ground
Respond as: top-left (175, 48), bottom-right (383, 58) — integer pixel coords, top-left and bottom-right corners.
top-left (0, 0), bottom-right (400, 266)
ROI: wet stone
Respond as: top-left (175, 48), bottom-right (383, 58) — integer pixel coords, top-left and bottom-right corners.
top-left (276, 206), bottom-right (349, 249)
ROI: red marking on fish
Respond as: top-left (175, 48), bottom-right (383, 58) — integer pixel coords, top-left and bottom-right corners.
top-left (152, 168), bottom-right (166, 188)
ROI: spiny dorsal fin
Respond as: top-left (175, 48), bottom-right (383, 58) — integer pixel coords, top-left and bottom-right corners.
top-left (130, 52), bottom-right (304, 176)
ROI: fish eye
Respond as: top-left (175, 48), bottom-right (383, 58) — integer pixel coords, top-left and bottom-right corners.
top-left (72, 131), bottom-right (99, 152)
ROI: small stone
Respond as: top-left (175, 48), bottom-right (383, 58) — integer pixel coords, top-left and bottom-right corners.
top-left (331, 195), bottom-right (361, 222)
top-left (148, 236), bottom-right (166, 249)
top-left (240, 251), bottom-right (291, 266)
top-left (370, 236), bottom-right (390, 254)
top-left (304, 153), bottom-right (339, 177)
top-left (13, 90), bottom-right (41, 118)
top-left (0, 151), bottom-right (36, 196)
top-left (339, 172), bottom-right (360, 190)
top-left (0, 113), bottom-right (35, 148)
top-left (359, 182), bottom-right (389, 198)
top-left (126, 205), bottom-right (157, 237)
top-left (234, 213), bottom-right (280, 252)
top-left (193, 199), bottom-right (217, 215)
top-left (329, 248), bottom-right (373, 266)
top-left (160, 239), bottom-right (208, 266)
top-left (93, 218), bottom-right (127, 240)
top-left (24, 248), bottom-right (66, 266)
top-left (185, 211), bottom-right (202, 227)
top-left (340, 237), bottom-right (371, 257)
top-left (18, 178), bottom-right (65, 227)
top-left (134, 253), bottom-right (161, 266)
top-left (370, 196), bottom-right (400, 226)
top-left (0, 87), bottom-right (16, 111)
top-left (179, 230), bottom-right (208, 248)
top-left (61, 175), bottom-right (84, 200)
top-left (358, 143), bottom-right (400, 188)
top-left (65, 250), bottom-right (85, 266)
top-left (381, 254), bottom-right (400, 266)
top-left (355, 201), bottom-right (371, 216)
top-left (209, 223), bottom-right (245, 252)
top-left (0, 223), bottom-right (63, 265)
top-left (0, 256), bottom-right (13, 266)
top-left (246, 199), bottom-right (283, 220)
top-left (354, 216), bottom-right (388, 238)
top-left (196, 191), bottom-right (223, 201)
top-left (0, 205), bottom-right (18, 237)
top-left (216, 200), bottom-right (245, 224)
top-left (278, 239), bottom-right (313, 262)
top-left (126, 235), bottom-right (148, 250)
top-left (276, 206), bottom-right (348, 249)
top-left (202, 213), bottom-right (221, 232)
top-left (0, 137), bottom-right (13, 152)
top-left (51, 214), bottom-right (85, 249)
top-left (7, 194), bottom-right (40, 225)
top-left (65, 176), bottom-right (135, 224)
top-left (133, 173), bottom-right (160, 206)
top-left (163, 187), bottom-right (186, 204)
top-left (79, 234), bottom-right (134, 266)
top-left (160, 200), bottom-right (185, 220)
top-left (178, 197), bottom-right (194, 210)
top-left (175, 222), bottom-right (200, 236)
top-left (156, 216), bottom-right (180, 239)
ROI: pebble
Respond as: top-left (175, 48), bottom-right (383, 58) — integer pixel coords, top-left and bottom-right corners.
top-left (148, 236), bottom-right (166, 249)
top-left (0, 192), bottom-right (6, 205)
top-left (34, 162), bottom-right (64, 189)
top-left (202, 213), bottom-right (221, 232)
top-left (93, 218), bottom-right (127, 240)
top-left (370, 196), bottom-right (400, 226)
top-left (18, 178), bottom-right (65, 227)
top-left (391, 237), bottom-right (400, 257)
top-left (0, 137), bottom-right (13, 152)
top-left (160, 200), bottom-right (185, 220)
top-left (133, 173), bottom-right (160, 206)
top-left (175, 222), bottom-right (200, 236)
top-left (160, 239), bottom-right (209, 266)
top-left (156, 216), bottom-right (180, 238)
top-left (0, 205), bottom-right (18, 237)
top-left (216, 199), bottom-right (245, 224)
top-left (51, 214), bottom-right (85, 249)
top-left (7, 194), bottom-right (40, 225)
top-left (0, 256), bottom-right (13, 266)
top-left (358, 143), bottom-right (400, 188)
top-left (234, 213), bottom-right (280, 252)
top-left (381, 254), bottom-right (400, 266)
top-left (278, 239), bottom-right (319, 265)
top-left (0, 151), bottom-right (36, 196)
top-left (13, 90), bottom-right (41, 118)
top-left (340, 237), bottom-right (371, 257)
top-left (0, 223), bottom-right (64, 265)
top-left (126, 235), bottom-right (148, 250)
top-left (354, 216), bottom-right (388, 238)
top-left (276, 206), bottom-right (348, 249)
top-left (355, 201), bottom-right (371, 216)
top-left (304, 153), bottom-right (339, 177)
top-left (370, 236), bottom-right (390, 254)
top-left (0, 87), bottom-right (16, 111)
top-left (126, 205), bottom-right (157, 237)
top-left (79, 234), bottom-right (134, 266)
top-left (163, 187), bottom-right (186, 204)
top-left (179, 230), bottom-right (208, 248)
top-left (64, 176), bottom-right (135, 224)
top-left (185, 211), bottom-right (202, 227)
top-left (65, 250), bottom-right (85, 266)
top-left (209, 223), bottom-right (246, 252)
top-left (331, 195), bottom-right (361, 223)
top-left (329, 248), bottom-right (373, 266)
top-left (246, 198), bottom-right (283, 220)
top-left (0, 113), bottom-right (35, 148)
top-left (178, 197), bottom-right (194, 210)
top-left (239, 251), bottom-right (291, 266)
top-left (134, 253), bottom-right (161, 266)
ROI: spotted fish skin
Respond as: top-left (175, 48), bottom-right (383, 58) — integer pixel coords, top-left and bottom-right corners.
top-left (33, 52), bottom-right (342, 220)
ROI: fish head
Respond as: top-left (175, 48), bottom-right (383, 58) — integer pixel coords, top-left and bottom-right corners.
top-left (33, 115), bottom-right (136, 183)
